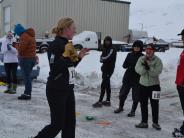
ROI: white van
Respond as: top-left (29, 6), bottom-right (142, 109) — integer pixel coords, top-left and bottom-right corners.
top-left (72, 31), bottom-right (128, 51)
top-left (72, 31), bottom-right (98, 50)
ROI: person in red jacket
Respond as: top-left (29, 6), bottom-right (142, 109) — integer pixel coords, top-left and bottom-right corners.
top-left (173, 29), bottom-right (184, 137)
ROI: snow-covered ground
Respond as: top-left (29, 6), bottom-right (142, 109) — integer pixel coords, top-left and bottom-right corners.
top-left (1, 1), bottom-right (184, 137)
top-left (0, 48), bottom-right (183, 138)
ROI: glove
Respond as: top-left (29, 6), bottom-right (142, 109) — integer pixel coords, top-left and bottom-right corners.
top-left (142, 61), bottom-right (150, 70)
top-left (63, 42), bottom-right (79, 62)
top-left (7, 44), bottom-right (12, 50)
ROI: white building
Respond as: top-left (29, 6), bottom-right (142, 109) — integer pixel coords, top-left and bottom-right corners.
top-left (0, 0), bottom-right (131, 40)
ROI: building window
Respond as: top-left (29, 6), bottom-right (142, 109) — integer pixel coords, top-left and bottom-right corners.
top-left (3, 6), bottom-right (11, 33)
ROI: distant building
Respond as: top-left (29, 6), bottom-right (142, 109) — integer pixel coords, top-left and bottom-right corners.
top-left (0, 0), bottom-right (130, 40)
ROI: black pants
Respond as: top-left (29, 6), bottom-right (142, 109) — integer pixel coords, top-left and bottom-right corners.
top-left (34, 87), bottom-right (76, 138)
top-left (4, 63), bottom-right (18, 84)
top-left (119, 82), bottom-right (140, 112)
top-left (139, 85), bottom-right (159, 124)
top-left (177, 85), bottom-right (184, 134)
top-left (99, 73), bottom-right (112, 102)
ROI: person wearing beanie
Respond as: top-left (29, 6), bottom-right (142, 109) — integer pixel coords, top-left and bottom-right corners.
top-left (92, 36), bottom-right (117, 108)
top-left (173, 29), bottom-right (184, 137)
top-left (135, 43), bottom-right (163, 130)
top-left (114, 40), bottom-right (144, 117)
top-left (14, 24), bottom-right (37, 100)
top-left (1, 31), bottom-right (18, 94)
top-left (14, 24), bottom-right (26, 36)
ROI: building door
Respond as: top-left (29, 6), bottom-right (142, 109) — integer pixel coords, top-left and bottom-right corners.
top-left (3, 6), bottom-right (11, 33)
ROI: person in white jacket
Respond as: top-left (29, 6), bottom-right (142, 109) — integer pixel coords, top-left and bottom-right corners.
top-left (1, 31), bottom-right (18, 94)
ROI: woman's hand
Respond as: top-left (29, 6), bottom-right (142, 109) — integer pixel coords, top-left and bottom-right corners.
top-left (78, 48), bottom-right (90, 59)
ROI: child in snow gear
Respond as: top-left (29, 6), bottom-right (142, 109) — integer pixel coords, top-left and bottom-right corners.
top-left (1, 31), bottom-right (18, 94)
top-left (174, 29), bottom-right (184, 136)
top-left (33, 17), bottom-right (89, 138)
top-left (135, 43), bottom-right (163, 130)
top-left (114, 40), bottom-right (143, 117)
top-left (92, 36), bottom-right (117, 108)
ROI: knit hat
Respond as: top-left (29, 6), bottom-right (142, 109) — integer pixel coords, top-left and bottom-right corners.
top-left (14, 24), bottom-right (26, 36)
top-left (132, 40), bottom-right (143, 48)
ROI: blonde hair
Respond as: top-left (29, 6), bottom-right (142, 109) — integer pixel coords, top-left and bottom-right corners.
top-left (52, 17), bottom-right (74, 36)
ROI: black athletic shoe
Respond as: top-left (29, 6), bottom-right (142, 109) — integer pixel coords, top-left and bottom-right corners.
top-left (135, 122), bottom-right (148, 128)
top-left (172, 128), bottom-right (184, 137)
top-left (152, 123), bottom-right (161, 130)
top-left (114, 107), bottom-right (124, 113)
top-left (127, 111), bottom-right (135, 117)
top-left (102, 101), bottom-right (111, 106)
top-left (92, 101), bottom-right (102, 108)
top-left (18, 94), bottom-right (31, 100)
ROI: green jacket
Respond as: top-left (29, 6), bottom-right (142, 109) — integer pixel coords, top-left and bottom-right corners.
top-left (135, 55), bottom-right (163, 87)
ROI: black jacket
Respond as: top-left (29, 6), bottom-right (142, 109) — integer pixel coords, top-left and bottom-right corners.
top-left (47, 36), bottom-right (79, 91)
top-left (122, 52), bottom-right (143, 84)
top-left (100, 47), bottom-right (117, 75)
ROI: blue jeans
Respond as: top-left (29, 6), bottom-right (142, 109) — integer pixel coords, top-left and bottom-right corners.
top-left (19, 58), bottom-right (36, 95)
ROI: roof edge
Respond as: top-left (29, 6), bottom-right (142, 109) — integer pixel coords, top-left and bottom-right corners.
top-left (101, 0), bottom-right (131, 4)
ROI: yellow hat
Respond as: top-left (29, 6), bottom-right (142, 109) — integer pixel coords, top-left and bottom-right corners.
top-left (63, 42), bottom-right (79, 62)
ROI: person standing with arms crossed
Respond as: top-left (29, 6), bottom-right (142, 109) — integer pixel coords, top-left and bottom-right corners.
top-left (92, 36), bottom-right (117, 108)
top-left (135, 43), bottom-right (163, 130)
top-left (114, 40), bottom-right (144, 117)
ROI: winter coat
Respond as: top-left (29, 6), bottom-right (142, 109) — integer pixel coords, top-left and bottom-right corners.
top-left (1, 38), bottom-right (18, 63)
top-left (47, 36), bottom-right (80, 91)
top-left (175, 50), bottom-right (184, 86)
top-left (122, 52), bottom-right (143, 84)
top-left (100, 47), bottom-right (117, 75)
top-left (135, 55), bottom-right (163, 87)
top-left (15, 28), bottom-right (36, 58)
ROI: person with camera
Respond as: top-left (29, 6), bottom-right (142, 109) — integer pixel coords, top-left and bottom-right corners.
top-left (1, 31), bottom-right (18, 94)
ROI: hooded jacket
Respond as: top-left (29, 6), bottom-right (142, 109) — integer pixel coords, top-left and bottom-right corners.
top-left (15, 28), bottom-right (36, 58)
top-left (100, 36), bottom-right (117, 75)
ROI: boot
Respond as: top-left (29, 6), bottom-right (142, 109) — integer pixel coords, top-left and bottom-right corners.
top-left (18, 94), bottom-right (31, 100)
top-left (172, 128), bottom-right (184, 137)
top-left (11, 83), bottom-right (17, 94)
top-left (135, 122), bottom-right (148, 128)
top-left (127, 111), bottom-right (135, 117)
top-left (114, 107), bottom-right (124, 113)
top-left (92, 101), bottom-right (102, 108)
top-left (4, 84), bottom-right (11, 93)
top-left (152, 123), bottom-right (161, 130)
top-left (102, 101), bottom-right (111, 106)
top-left (5, 83), bottom-right (16, 94)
